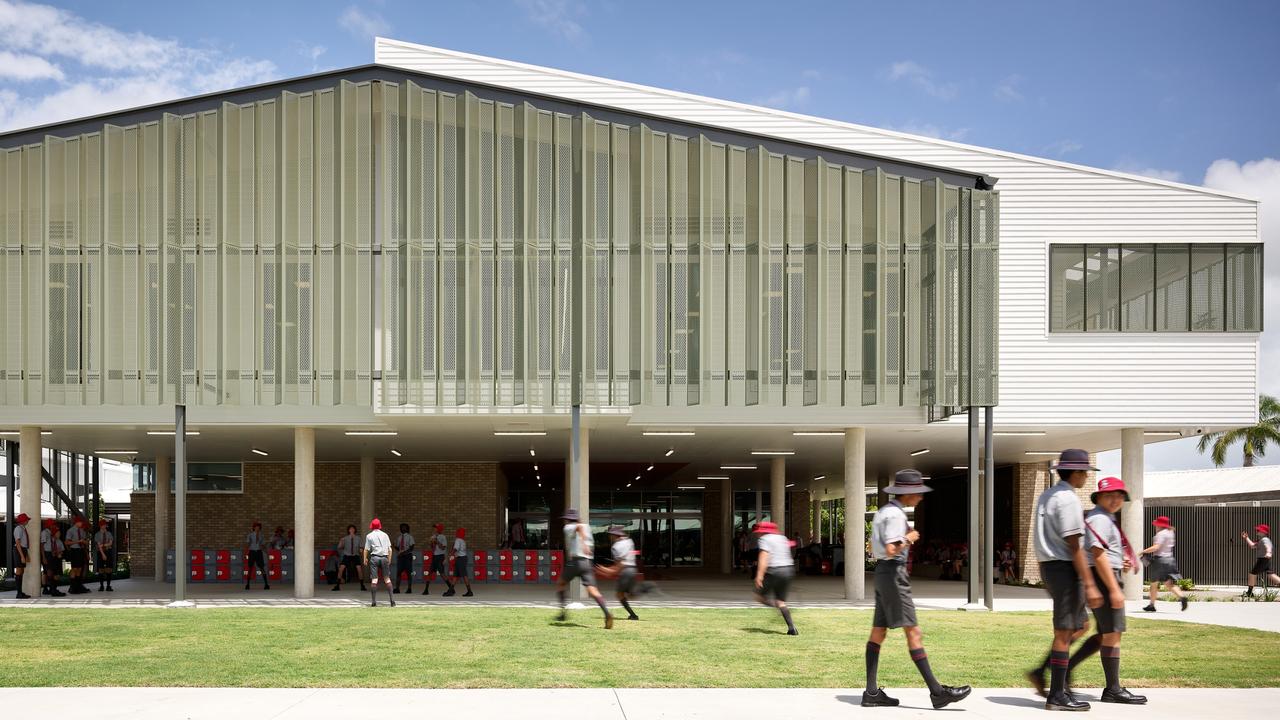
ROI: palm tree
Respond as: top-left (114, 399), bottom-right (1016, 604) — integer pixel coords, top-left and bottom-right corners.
top-left (1196, 394), bottom-right (1280, 467)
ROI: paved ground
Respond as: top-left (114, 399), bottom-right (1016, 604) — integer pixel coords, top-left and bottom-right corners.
top-left (0, 687), bottom-right (1274, 719)
top-left (3, 574), bottom-right (1278, 632)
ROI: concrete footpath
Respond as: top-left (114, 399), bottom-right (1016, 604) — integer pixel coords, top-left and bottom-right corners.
top-left (0, 687), bottom-right (1274, 719)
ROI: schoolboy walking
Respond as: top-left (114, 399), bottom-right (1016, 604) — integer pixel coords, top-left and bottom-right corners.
top-left (1140, 516), bottom-right (1186, 612)
top-left (94, 519), bottom-right (116, 592)
top-left (861, 469), bottom-right (971, 710)
top-left (1240, 524), bottom-right (1280, 596)
top-left (609, 525), bottom-right (641, 620)
top-left (447, 528), bottom-right (473, 597)
top-left (393, 523), bottom-right (415, 594)
top-left (244, 521), bottom-right (270, 590)
top-left (423, 523), bottom-right (454, 596)
top-left (555, 508), bottom-right (613, 628)
top-left (364, 518), bottom-right (395, 607)
top-left (753, 521), bottom-right (800, 636)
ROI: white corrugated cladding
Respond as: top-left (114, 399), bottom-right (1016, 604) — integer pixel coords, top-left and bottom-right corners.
top-left (375, 38), bottom-right (1262, 428)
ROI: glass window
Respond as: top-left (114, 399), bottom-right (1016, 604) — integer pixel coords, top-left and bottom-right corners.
top-left (1119, 245), bottom-right (1154, 331)
top-left (1155, 244), bottom-right (1190, 331)
top-left (1085, 245), bottom-right (1120, 331)
top-left (671, 491), bottom-right (702, 513)
top-left (611, 492), bottom-right (644, 513)
top-left (672, 518), bottom-right (702, 566)
top-left (1226, 244), bottom-right (1263, 332)
top-left (589, 491), bottom-right (612, 516)
top-left (184, 462), bottom-right (243, 492)
top-left (1049, 245), bottom-right (1085, 331)
top-left (1190, 244), bottom-right (1225, 331)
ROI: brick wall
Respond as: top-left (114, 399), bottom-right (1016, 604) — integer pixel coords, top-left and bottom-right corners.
top-left (1012, 455), bottom-right (1098, 583)
top-left (788, 490), bottom-right (810, 541)
top-left (130, 462), bottom-right (501, 577)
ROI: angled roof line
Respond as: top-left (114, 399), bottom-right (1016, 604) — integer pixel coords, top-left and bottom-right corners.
top-left (374, 37), bottom-right (1259, 204)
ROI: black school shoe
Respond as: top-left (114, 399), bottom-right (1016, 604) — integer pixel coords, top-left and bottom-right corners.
top-left (463, 590), bottom-right (474, 597)
top-left (1180, 596), bottom-right (1188, 611)
top-left (1045, 691), bottom-right (1090, 711)
top-left (1101, 687), bottom-right (1147, 704)
top-left (1026, 668), bottom-right (1047, 697)
top-left (861, 688), bottom-right (900, 707)
top-left (1142, 604), bottom-right (1157, 612)
top-left (930, 685), bottom-right (971, 709)
top-left (15, 591), bottom-right (31, 599)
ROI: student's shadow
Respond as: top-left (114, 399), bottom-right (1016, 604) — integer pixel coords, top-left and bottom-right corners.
top-left (835, 696), bottom-right (963, 712)
top-left (986, 695), bottom-right (1044, 709)
top-left (549, 621), bottom-right (591, 629)
top-left (739, 627), bottom-right (787, 635)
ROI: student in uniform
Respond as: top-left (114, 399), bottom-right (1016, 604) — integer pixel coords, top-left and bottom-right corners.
top-left (94, 519), bottom-right (116, 592)
top-left (861, 469), bottom-right (971, 710)
top-left (1240, 524), bottom-right (1280, 597)
top-left (64, 517), bottom-right (91, 594)
top-left (11, 512), bottom-right (31, 599)
top-left (244, 521), bottom-right (270, 591)
top-left (752, 521), bottom-right (799, 636)
top-left (448, 527), bottom-right (473, 597)
top-left (363, 518), bottom-right (395, 608)
top-left (608, 526), bottom-right (640, 620)
top-left (334, 524), bottom-right (365, 592)
top-left (423, 523), bottom-right (454, 596)
top-left (1140, 516), bottom-right (1186, 612)
top-left (1073, 476), bottom-right (1147, 704)
top-left (1027, 449), bottom-right (1103, 712)
top-left (999, 542), bottom-right (1018, 584)
top-left (393, 523), bottom-right (416, 594)
top-left (270, 526), bottom-right (288, 550)
top-left (40, 519), bottom-right (65, 596)
top-left (555, 508), bottom-right (613, 628)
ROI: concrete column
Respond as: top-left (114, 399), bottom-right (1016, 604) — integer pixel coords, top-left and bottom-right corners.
top-left (720, 477), bottom-right (733, 574)
top-left (359, 456), bottom-right (375, 528)
top-left (568, 407), bottom-right (589, 598)
top-left (19, 427), bottom-right (42, 597)
top-left (154, 455), bottom-right (170, 583)
top-left (294, 427), bottom-right (315, 599)
top-left (843, 428), bottom-right (866, 601)
top-left (770, 457), bottom-right (786, 536)
top-left (1121, 428), bottom-right (1145, 600)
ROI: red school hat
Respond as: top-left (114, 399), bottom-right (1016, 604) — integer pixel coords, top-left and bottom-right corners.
top-left (456, 528), bottom-right (466, 539)
top-left (1257, 524), bottom-right (1271, 535)
top-left (15, 512), bottom-right (29, 524)
top-left (1090, 476), bottom-right (1130, 504)
top-left (1152, 516), bottom-right (1172, 528)
top-left (369, 518), bottom-right (382, 530)
top-left (754, 521), bottom-right (779, 535)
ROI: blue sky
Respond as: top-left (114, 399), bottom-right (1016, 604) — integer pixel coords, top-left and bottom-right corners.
top-left (0, 0), bottom-right (1276, 470)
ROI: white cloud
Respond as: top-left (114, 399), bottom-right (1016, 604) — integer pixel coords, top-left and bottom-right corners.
top-left (339, 5), bottom-right (390, 41)
top-left (1203, 157), bottom-right (1280, 397)
top-left (755, 85), bottom-right (810, 110)
top-left (994, 74), bottom-right (1023, 102)
top-left (885, 60), bottom-right (958, 100)
top-left (1044, 139), bottom-right (1083, 157)
top-left (516, 0), bottom-right (585, 42)
top-left (0, 49), bottom-right (62, 81)
top-left (883, 122), bottom-right (970, 142)
top-left (1112, 160), bottom-right (1183, 183)
top-left (0, 0), bottom-right (276, 132)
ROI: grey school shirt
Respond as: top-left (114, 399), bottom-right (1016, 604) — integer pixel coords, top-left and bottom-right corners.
top-left (1257, 536), bottom-right (1273, 559)
top-left (364, 529), bottom-right (392, 557)
top-left (564, 522), bottom-right (593, 559)
top-left (94, 529), bottom-right (114, 550)
top-left (432, 533), bottom-right (447, 556)
top-left (338, 534), bottom-right (361, 556)
top-left (871, 500), bottom-right (911, 563)
top-left (1152, 528), bottom-right (1175, 558)
top-left (246, 530), bottom-right (264, 551)
top-left (40, 528), bottom-right (53, 552)
top-left (396, 533), bottom-right (415, 555)
top-left (1034, 481), bottom-right (1085, 563)
top-left (13, 524), bottom-right (29, 550)
top-left (453, 537), bottom-right (467, 557)
top-left (611, 537), bottom-right (636, 567)
top-left (756, 532), bottom-right (794, 568)
top-left (65, 526), bottom-right (87, 547)
top-left (1083, 506), bottom-right (1122, 569)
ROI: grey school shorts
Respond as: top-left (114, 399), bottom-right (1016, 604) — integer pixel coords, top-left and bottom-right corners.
top-left (617, 566), bottom-right (638, 594)
top-left (758, 566), bottom-right (794, 603)
top-left (1089, 567), bottom-right (1126, 634)
top-left (873, 561), bottom-right (917, 629)
top-left (453, 556), bottom-right (469, 579)
top-left (563, 557), bottom-right (597, 587)
top-left (1041, 560), bottom-right (1089, 631)
top-left (1150, 556), bottom-right (1182, 583)
top-left (368, 555), bottom-right (391, 582)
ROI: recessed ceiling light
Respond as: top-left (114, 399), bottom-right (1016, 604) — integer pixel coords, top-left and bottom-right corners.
top-left (146, 430), bottom-right (201, 436)
top-left (720, 464), bottom-right (757, 470)
top-left (95, 450), bottom-right (136, 455)
top-left (993, 431), bottom-right (1047, 437)
top-left (390, 449), bottom-right (402, 457)
top-left (634, 475), bottom-right (641, 480)
top-left (1144, 431), bottom-right (1182, 437)
top-left (0, 430), bottom-right (53, 435)
top-left (251, 448), bottom-right (269, 456)
top-left (646, 465), bottom-right (654, 472)
top-left (786, 483), bottom-right (795, 488)
top-left (529, 449), bottom-right (536, 457)
top-left (626, 483), bottom-right (632, 488)
top-left (953, 465), bottom-right (968, 470)
top-left (345, 431), bottom-right (398, 436)
top-left (665, 449), bottom-right (675, 457)
top-left (537, 482), bottom-right (542, 487)
top-left (643, 430), bottom-right (695, 436)
top-left (678, 485), bottom-right (706, 490)
top-left (910, 448), bottom-right (930, 457)
top-left (1024, 451), bottom-right (1061, 456)
top-left (536, 475), bottom-right (541, 480)
top-left (751, 450), bottom-right (795, 456)
top-left (494, 431), bottom-right (547, 436)
top-left (792, 431), bottom-right (844, 436)
top-left (696, 475), bottom-right (729, 481)
top-left (920, 475), bottom-right (932, 480)
top-left (813, 475), bottom-right (826, 481)
top-left (533, 465), bottom-right (539, 471)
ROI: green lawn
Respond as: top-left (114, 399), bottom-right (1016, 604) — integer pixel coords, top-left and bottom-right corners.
top-left (1, 608), bottom-right (1276, 688)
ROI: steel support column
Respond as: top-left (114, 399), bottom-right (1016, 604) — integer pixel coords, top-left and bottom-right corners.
top-left (174, 405), bottom-right (187, 603)
top-left (966, 407), bottom-right (981, 607)
top-left (983, 406), bottom-right (995, 610)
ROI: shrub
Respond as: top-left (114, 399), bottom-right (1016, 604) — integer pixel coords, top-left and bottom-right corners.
top-left (1176, 578), bottom-right (1195, 591)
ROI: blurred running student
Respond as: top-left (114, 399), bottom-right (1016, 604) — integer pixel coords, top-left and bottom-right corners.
top-left (555, 508), bottom-right (613, 628)
top-left (244, 521), bottom-right (270, 590)
top-left (448, 528), bottom-right (473, 597)
top-left (1241, 524), bottom-right (1280, 597)
top-left (1140, 516), bottom-right (1186, 612)
top-left (364, 518), bottom-right (395, 608)
top-left (94, 519), bottom-right (116, 592)
top-left (1076, 476), bottom-right (1147, 705)
top-left (1027, 449), bottom-right (1102, 712)
top-left (753, 521), bottom-right (799, 636)
top-left (608, 526), bottom-right (641, 620)
top-left (861, 469), bottom-right (971, 710)
top-left (11, 512), bottom-right (32, 599)
top-left (394, 523), bottom-right (416, 594)
top-left (423, 523), bottom-right (454, 596)
top-left (64, 517), bottom-right (90, 594)
top-left (334, 524), bottom-right (365, 592)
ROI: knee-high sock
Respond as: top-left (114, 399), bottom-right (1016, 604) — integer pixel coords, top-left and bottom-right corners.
top-left (865, 641), bottom-right (881, 690)
top-left (593, 593), bottom-right (610, 616)
top-left (779, 606), bottom-right (796, 632)
top-left (1100, 646), bottom-right (1121, 690)
top-left (1048, 650), bottom-right (1070, 697)
top-left (1067, 634), bottom-right (1102, 682)
top-left (557, 589), bottom-right (566, 608)
top-left (909, 647), bottom-right (943, 694)
top-left (620, 597), bottom-right (637, 618)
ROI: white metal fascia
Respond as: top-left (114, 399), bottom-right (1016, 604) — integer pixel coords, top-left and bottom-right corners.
top-left (373, 37), bottom-right (1258, 204)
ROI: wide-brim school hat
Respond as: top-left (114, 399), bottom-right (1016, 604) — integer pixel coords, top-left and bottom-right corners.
top-left (1256, 523), bottom-right (1271, 535)
top-left (883, 469), bottom-right (932, 495)
top-left (607, 525), bottom-right (627, 536)
top-left (1051, 448), bottom-right (1097, 471)
top-left (369, 518), bottom-right (382, 530)
top-left (1090, 476), bottom-right (1130, 504)
top-left (562, 508), bottom-right (580, 521)
top-left (1152, 516), bottom-right (1172, 528)
top-left (456, 528), bottom-right (466, 538)
top-left (15, 513), bottom-right (29, 524)
top-left (754, 521), bottom-right (779, 534)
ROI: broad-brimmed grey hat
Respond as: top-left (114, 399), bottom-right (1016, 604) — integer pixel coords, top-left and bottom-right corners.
top-left (562, 508), bottom-right (580, 521)
top-left (607, 525), bottom-right (627, 536)
top-left (884, 468), bottom-right (932, 495)
top-left (1051, 448), bottom-right (1097, 471)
